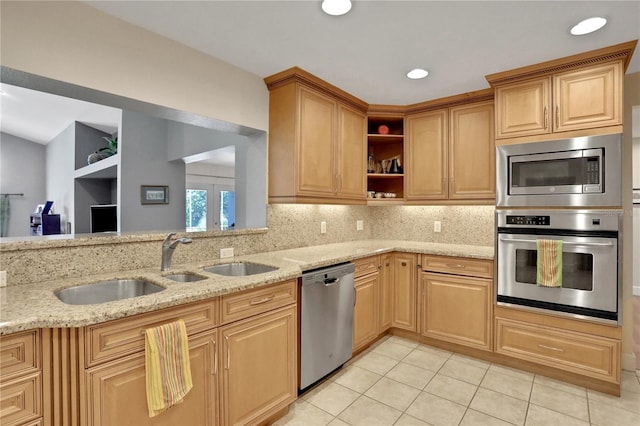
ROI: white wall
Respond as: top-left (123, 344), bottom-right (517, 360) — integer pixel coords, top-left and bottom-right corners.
top-left (0, 133), bottom-right (46, 237)
top-left (0, 1), bottom-right (269, 132)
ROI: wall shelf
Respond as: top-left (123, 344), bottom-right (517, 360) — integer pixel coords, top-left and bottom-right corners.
top-left (74, 154), bottom-right (118, 179)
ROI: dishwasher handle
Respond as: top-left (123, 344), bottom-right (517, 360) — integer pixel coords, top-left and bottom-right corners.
top-left (323, 277), bottom-right (340, 286)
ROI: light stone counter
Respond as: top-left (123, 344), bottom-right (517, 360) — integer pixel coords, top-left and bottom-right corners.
top-left (0, 240), bottom-right (493, 335)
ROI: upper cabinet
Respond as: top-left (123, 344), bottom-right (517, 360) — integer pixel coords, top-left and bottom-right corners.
top-left (366, 114), bottom-right (405, 202)
top-left (488, 40), bottom-right (637, 144)
top-left (265, 68), bottom-right (367, 204)
top-left (405, 93), bottom-right (495, 202)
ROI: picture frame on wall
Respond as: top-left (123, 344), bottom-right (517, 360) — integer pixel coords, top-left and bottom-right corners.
top-left (141, 185), bottom-right (169, 205)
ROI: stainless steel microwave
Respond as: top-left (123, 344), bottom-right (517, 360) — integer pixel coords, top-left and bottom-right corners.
top-left (496, 134), bottom-right (622, 207)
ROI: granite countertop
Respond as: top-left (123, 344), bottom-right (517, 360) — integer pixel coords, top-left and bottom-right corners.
top-left (0, 240), bottom-right (493, 335)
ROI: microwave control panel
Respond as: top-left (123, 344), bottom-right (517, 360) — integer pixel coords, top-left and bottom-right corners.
top-left (505, 215), bottom-right (550, 226)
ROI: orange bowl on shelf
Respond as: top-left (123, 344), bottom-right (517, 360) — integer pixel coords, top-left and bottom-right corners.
top-left (377, 125), bottom-right (389, 135)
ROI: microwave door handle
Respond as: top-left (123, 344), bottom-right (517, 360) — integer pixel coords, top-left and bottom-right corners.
top-left (499, 237), bottom-right (613, 247)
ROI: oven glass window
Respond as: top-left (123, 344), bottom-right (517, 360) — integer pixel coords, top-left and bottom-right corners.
top-left (511, 157), bottom-right (598, 187)
top-left (514, 249), bottom-right (593, 290)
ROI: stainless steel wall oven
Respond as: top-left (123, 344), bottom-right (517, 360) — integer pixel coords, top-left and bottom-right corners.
top-left (496, 209), bottom-right (622, 324)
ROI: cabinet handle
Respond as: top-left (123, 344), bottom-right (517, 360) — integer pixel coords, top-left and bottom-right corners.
top-left (225, 335), bottom-right (231, 370)
top-left (378, 264), bottom-right (383, 269)
top-left (537, 343), bottom-right (565, 353)
top-left (385, 262), bottom-right (390, 267)
top-left (401, 262), bottom-right (407, 267)
top-left (556, 105), bottom-right (560, 126)
top-left (544, 106), bottom-right (548, 129)
top-left (416, 264), bottom-right (422, 269)
top-left (451, 263), bottom-right (466, 269)
top-left (249, 295), bottom-right (275, 305)
top-left (353, 287), bottom-right (357, 307)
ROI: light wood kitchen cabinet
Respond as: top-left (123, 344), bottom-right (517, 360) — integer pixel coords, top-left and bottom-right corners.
top-left (220, 305), bottom-right (297, 426)
top-left (494, 63), bottom-right (622, 140)
top-left (353, 256), bottom-right (380, 352)
top-left (265, 67), bottom-right (368, 204)
top-left (378, 253), bottom-right (393, 333)
top-left (405, 99), bottom-right (495, 202)
top-left (448, 101), bottom-right (495, 199)
top-left (85, 331), bottom-right (218, 426)
top-left (406, 110), bottom-right (448, 200)
top-left (488, 41), bottom-right (636, 144)
top-left (421, 255), bottom-right (493, 351)
top-left (366, 115), bottom-right (405, 201)
top-left (392, 253), bottom-right (418, 332)
top-left (353, 273), bottom-right (379, 352)
top-left (0, 330), bottom-right (42, 426)
top-left (494, 306), bottom-right (621, 385)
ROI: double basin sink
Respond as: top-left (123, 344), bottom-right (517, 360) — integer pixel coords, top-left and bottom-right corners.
top-left (55, 262), bottom-right (278, 305)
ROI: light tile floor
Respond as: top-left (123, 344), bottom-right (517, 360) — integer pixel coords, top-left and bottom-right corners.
top-left (275, 335), bottom-right (640, 426)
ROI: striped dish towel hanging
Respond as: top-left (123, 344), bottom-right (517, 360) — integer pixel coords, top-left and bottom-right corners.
top-left (536, 239), bottom-right (563, 288)
top-left (145, 319), bottom-right (193, 417)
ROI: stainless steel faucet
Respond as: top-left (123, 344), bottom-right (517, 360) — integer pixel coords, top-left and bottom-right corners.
top-left (161, 233), bottom-right (192, 271)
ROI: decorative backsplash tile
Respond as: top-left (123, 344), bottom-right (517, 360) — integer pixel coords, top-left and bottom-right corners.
top-left (0, 204), bottom-right (494, 285)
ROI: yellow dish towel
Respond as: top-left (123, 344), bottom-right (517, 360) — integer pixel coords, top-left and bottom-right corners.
top-left (537, 239), bottom-right (563, 288)
top-left (145, 319), bottom-right (193, 418)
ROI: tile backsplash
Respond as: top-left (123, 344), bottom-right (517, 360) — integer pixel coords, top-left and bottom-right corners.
top-left (0, 204), bottom-right (494, 285)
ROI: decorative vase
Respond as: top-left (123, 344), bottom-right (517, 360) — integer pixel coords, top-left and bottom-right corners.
top-left (88, 148), bottom-right (112, 165)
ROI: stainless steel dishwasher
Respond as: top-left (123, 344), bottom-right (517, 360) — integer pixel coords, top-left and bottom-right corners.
top-left (300, 262), bottom-right (355, 391)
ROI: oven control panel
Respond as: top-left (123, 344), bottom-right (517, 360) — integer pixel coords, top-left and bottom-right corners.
top-left (505, 215), bottom-right (550, 226)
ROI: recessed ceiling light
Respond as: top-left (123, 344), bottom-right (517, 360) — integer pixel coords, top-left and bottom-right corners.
top-left (406, 68), bottom-right (429, 80)
top-left (322, 0), bottom-right (352, 16)
top-left (570, 17), bottom-right (607, 35)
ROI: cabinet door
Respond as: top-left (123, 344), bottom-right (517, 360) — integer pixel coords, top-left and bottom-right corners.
top-left (553, 61), bottom-right (622, 132)
top-left (220, 306), bottom-right (296, 426)
top-left (337, 104), bottom-right (367, 200)
top-left (495, 77), bottom-right (551, 139)
top-left (378, 254), bottom-right (393, 333)
top-left (353, 273), bottom-right (379, 352)
top-left (406, 110), bottom-right (448, 200)
top-left (421, 273), bottom-right (492, 351)
top-left (392, 253), bottom-right (417, 332)
top-left (449, 101), bottom-right (495, 199)
top-left (297, 86), bottom-right (336, 196)
top-left (86, 331), bottom-right (218, 426)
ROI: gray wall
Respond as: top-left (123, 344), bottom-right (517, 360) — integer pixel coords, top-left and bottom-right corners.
top-left (46, 123), bottom-right (75, 232)
top-left (120, 110), bottom-right (185, 232)
top-left (0, 132), bottom-right (46, 236)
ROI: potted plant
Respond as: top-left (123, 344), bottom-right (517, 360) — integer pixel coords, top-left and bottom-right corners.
top-left (88, 135), bottom-right (118, 164)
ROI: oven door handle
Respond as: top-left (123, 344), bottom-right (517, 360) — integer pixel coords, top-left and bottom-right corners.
top-left (498, 237), bottom-right (614, 247)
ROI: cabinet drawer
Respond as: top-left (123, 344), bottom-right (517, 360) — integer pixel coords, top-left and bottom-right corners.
top-left (0, 330), bottom-right (40, 380)
top-left (85, 298), bottom-right (218, 367)
top-left (353, 256), bottom-right (379, 278)
top-left (422, 255), bottom-right (493, 278)
top-left (221, 280), bottom-right (297, 324)
top-left (495, 318), bottom-right (620, 383)
top-left (0, 372), bottom-right (42, 426)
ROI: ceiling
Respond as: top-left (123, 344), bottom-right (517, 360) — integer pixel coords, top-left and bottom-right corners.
top-left (2, 1), bottom-right (638, 150)
top-left (86, 0), bottom-right (640, 105)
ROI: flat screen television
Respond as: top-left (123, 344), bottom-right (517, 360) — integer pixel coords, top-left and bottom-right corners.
top-left (90, 204), bottom-right (117, 233)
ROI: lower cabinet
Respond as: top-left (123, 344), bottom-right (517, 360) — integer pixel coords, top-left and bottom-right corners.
top-left (494, 307), bottom-right (621, 384)
top-left (0, 330), bottom-right (42, 426)
top-left (420, 255), bottom-right (493, 351)
top-left (378, 253), bottom-right (393, 334)
top-left (219, 305), bottom-right (297, 426)
top-left (353, 272), bottom-right (379, 352)
top-left (85, 331), bottom-right (218, 426)
top-left (392, 253), bottom-right (418, 332)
